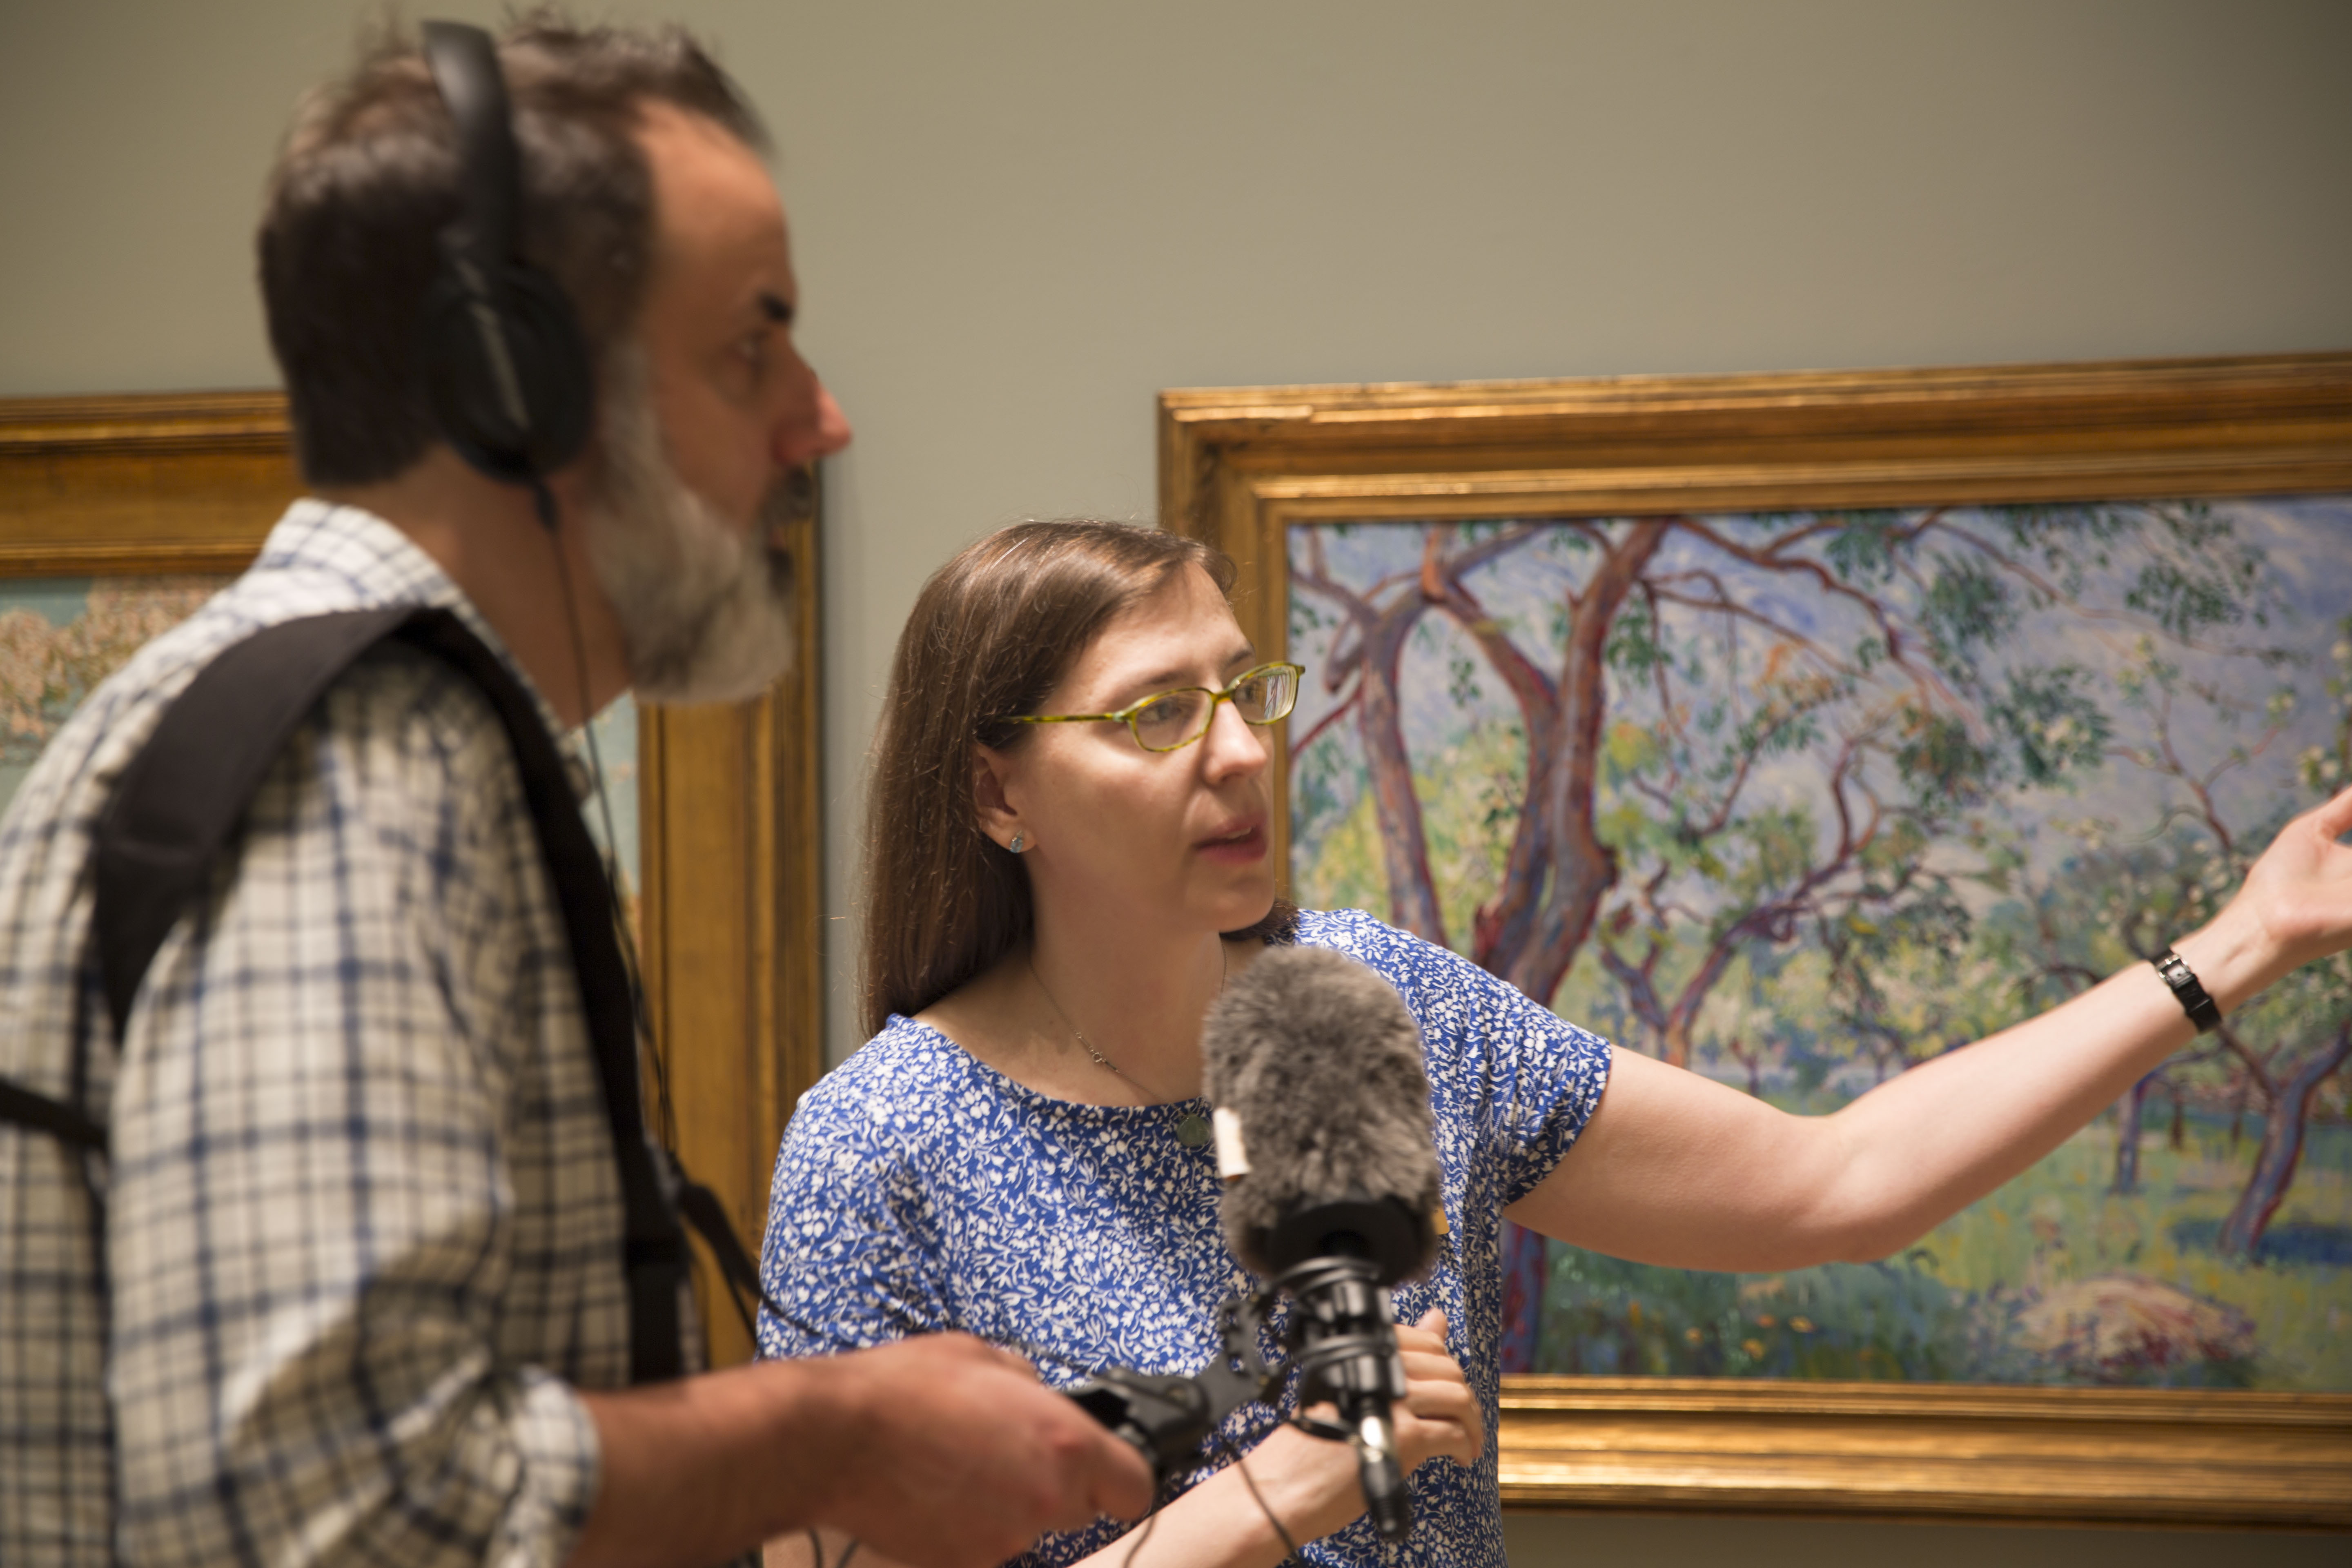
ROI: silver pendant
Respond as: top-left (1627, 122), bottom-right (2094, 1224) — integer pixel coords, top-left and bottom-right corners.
top-left (1174, 1112), bottom-right (1211, 1148)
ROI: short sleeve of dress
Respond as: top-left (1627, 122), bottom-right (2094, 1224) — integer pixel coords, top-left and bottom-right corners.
top-left (757, 1053), bottom-right (950, 1359)
top-left (1297, 909), bottom-right (1613, 1209)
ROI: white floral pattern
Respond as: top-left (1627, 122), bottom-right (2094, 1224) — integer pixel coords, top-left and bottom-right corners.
top-left (759, 909), bottom-right (1610, 1568)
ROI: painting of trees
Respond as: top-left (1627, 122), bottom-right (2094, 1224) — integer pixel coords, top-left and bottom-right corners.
top-left (0, 577), bottom-right (226, 819)
top-left (1288, 505), bottom-right (2352, 1387)
top-left (0, 575), bottom-right (645, 909)
top-left (0, 577), bottom-right (220, 766)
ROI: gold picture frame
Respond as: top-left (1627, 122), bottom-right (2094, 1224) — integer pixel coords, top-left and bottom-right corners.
top-left (1161, 352), bottom-right (2352, 1530)
top-left (0, 390), bottom-right (824, 1368)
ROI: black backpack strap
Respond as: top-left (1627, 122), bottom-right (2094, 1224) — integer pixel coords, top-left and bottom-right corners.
top-left (92, 606), bottom-right (419, 1035)
top-left (76, 605), bottom-right (688, 1382)
top-left (3, 613), bottom-right (421, 1197)
top-left (383, 611), bottom-right (691, 1383)
top-left (0, 1075), bottom-right (107, 1151)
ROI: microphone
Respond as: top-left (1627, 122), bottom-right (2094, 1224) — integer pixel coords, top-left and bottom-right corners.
top-left (1200, 945), bottom-right (1441, 1542)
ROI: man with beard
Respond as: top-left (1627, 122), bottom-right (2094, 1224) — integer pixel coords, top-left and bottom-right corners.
top-left (0, 18), bottom-right (1148, 1568)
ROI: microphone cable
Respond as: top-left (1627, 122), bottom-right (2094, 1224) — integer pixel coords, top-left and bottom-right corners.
top-left (803, 1530), bottom-right (860, 1568)
top-left (1119, 1403), bottom-right (1301, 1568)
top-left (1208, 1419), bottom-right (1301, 1561)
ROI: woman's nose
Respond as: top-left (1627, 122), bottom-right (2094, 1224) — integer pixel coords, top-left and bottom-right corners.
top-left (1200, 697), bottom-right (1269, 780)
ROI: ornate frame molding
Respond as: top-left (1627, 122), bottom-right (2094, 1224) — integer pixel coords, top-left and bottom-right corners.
top-left (1498, 1377), bottom-right (2350, 1529)
top-left (0, 390), bottom-right (824, 1366)
top-left (1160, 352), bottom-right (2352, 1528)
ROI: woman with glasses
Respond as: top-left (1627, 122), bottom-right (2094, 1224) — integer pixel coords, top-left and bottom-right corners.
top-left (758, 521), bottom-right (2352, 1568)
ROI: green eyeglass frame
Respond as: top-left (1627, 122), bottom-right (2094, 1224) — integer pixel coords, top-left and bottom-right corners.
top-left (1007, 661), bottom-right (1305, 753)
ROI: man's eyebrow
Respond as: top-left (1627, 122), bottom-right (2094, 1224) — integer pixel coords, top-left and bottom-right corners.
top-left (755, 291), bottom-right (794, 327)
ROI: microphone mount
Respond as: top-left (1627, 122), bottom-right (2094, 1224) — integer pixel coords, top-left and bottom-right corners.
top-left (1066, 1295), bottom-right (1281, 1490)
top-left (1067, 1248), bottom-right (1418, 1544)
top-left (1273, 1253), bottom-right (1413, 1542)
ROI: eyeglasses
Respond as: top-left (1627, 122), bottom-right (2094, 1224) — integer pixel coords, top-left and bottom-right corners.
top-left (1007, 662), bottom-right (1304, 753)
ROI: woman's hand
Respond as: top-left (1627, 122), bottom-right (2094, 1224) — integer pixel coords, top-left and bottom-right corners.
top-left (1389, 1310), bottom-right (1482, 1474)
top-left (1261, 1308), bottom-right (1482, 1542)
top-left (2184, 785), bottom-right (2352, 1005)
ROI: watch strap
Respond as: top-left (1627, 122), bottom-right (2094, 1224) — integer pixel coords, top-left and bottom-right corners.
top-left (2152, 948), bottom-right (2222, 1033)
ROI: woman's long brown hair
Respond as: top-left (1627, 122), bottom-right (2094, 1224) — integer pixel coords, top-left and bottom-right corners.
top-left (860, 521), bottom-right (1293, 1037)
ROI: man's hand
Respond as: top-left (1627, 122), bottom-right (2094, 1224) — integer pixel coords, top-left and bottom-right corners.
top-left (572, 1333), bottom-right (1150, 1568)
top-left (808, 1333), bottom-right (1155, 1568)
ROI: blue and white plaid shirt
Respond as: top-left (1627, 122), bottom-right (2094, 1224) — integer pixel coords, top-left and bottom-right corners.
top-left (0, 502), bottom-right (647, 1567)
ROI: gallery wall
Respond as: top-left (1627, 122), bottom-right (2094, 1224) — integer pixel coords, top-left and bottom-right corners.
top-left (2, 3), bottom-right (2346, 1560)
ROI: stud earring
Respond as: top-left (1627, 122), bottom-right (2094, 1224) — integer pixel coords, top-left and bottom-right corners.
top-left (1009, 833), bottom-right (1025, 854)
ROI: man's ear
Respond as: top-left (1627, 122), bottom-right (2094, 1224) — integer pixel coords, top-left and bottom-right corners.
top-left (971, 743), bottom-right (1025, 852)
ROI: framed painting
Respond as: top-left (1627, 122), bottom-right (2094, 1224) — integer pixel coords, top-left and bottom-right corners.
top-left (0, 390), bottom-right (825, 1368)
top-left (1162, 353), bottom-right (2352, 1528)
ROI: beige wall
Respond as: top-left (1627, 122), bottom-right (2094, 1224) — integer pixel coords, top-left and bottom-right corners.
top-left (3, 2), bottom-right (2346, 1560)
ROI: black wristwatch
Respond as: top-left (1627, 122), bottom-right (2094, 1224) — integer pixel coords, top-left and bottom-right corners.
top-left (2152, 948), bottom-right (2222, 1033)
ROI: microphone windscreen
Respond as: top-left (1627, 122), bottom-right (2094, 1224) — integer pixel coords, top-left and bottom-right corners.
top-left (1200, 946), bottom-right (1440, 1280)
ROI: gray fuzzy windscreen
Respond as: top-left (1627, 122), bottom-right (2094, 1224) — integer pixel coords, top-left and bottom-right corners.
top-left (1200, 945), bottom-right (1440, 1277)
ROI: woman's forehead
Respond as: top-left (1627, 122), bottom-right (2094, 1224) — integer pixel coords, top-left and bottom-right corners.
top-left (1066, 567), bottom-right (1250, 695)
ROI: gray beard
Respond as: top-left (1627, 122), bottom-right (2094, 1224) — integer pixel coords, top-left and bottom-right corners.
top-left (582, 350), bottom-right (804, 705)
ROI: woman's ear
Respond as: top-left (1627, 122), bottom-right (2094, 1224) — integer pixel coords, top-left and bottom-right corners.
top-left (971, 744), bottom-right (1026, 853)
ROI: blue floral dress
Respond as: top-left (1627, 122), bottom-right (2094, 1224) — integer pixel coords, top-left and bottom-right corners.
top-left (757, 909), bottom-right (1612, 1568)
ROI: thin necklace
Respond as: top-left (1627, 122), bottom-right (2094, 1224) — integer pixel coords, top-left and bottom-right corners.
top-left (1028, 947), bottom-right (1224, 1148)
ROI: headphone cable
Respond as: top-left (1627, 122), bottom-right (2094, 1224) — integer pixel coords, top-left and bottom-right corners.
top-left (535, 479), bottom-right (678, 1150)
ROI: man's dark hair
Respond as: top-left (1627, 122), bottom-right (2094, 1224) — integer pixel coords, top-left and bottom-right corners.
top-left (259, 12), bottom-right (766, 485)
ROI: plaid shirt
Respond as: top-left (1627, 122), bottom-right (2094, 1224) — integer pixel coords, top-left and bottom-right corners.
top-left (0, 502), bottom-right (650, 1567)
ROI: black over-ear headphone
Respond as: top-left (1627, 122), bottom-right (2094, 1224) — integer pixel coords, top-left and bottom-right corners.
top-left (417, 20), bottom-right (595, 487)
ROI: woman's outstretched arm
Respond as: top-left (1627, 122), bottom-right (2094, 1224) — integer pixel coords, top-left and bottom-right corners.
top-left (1508, 786), bottom-right (2352, 1272)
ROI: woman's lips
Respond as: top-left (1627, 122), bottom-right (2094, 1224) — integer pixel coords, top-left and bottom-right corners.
top-left (1196, 823), bottom-right (1267, 862)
